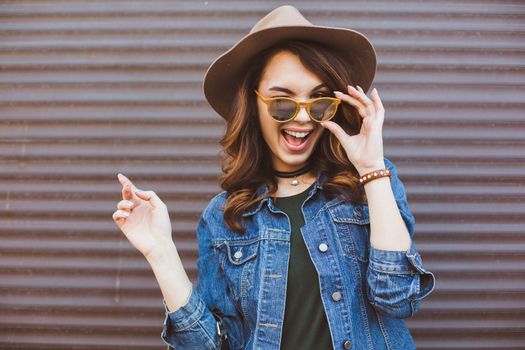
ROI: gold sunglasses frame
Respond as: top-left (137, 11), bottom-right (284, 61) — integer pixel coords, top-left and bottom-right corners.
top-left (254, 89), bottom-right (341, 123)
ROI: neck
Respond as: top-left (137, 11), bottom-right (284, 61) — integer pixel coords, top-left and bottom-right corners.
top-left (278, 171), bottom-right (316, 184)
top-left (273, 170), bottom-right (317, 197)
top-left (273, 163), bottom-right (312, 178)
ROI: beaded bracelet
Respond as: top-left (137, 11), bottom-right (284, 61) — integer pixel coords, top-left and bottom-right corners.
top-left (359, 168), bottom-right (392, 185)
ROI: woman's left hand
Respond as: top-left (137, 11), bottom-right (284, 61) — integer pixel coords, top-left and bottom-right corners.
top-left (320, 85), bottom-right (386, 176)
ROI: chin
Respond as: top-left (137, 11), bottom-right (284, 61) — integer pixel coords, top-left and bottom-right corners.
top-left (277, 148), bottom-right (316, 168)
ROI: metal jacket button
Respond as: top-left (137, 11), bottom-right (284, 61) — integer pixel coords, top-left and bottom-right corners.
top-left (318, 243), bottom-right (328, 252)
top-left (332, 291), bottom-right (342, 301)
top-left (343, 340), bottom-right (352, 349)
top-left (233, 250), bottom-right (243, 260)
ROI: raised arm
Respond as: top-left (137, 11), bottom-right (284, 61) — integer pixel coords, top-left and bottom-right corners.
top-left (112, 173), bottom-right (193, 312)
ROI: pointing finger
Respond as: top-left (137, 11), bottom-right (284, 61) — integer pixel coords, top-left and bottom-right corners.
top-left (118, 173), bottom-right (141, 201)
top-left (117, 173), bottom-right (135, 189)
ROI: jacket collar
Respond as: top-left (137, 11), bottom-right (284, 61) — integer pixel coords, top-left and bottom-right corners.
top-left (242, 171), bottom-right (328, 217)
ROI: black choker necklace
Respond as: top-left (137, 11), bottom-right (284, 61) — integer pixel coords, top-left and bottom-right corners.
top-left (274, 164), bottom-right (312, 186)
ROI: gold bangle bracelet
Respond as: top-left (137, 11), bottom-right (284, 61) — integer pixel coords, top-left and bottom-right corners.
top-left (359, 168), bottom-right (391, 185)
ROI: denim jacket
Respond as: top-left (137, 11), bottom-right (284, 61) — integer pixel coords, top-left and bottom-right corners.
top-left (161, 158), bottom-right (436, 349)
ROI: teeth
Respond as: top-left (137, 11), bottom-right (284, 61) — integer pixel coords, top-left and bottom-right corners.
top-left (283, 130), bottom-right (311, 138)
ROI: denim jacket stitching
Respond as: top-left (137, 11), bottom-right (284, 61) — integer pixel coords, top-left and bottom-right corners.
top-left (375, 310), bottom-right (394, 350)
top-left (353, 232), bottom-right (374, 349)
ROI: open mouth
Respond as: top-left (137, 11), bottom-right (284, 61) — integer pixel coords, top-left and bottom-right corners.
top-left (280, 129), bottom-right (314, 147)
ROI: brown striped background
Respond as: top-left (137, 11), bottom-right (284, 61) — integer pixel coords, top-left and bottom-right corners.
top-left (0, 1), bottom-right (524, 349)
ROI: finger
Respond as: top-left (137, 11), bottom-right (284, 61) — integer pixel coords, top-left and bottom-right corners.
top-left (356, 85), bottom-right (370, 97)
top-left (112, 209), bottom-right (130, 222)
top-left (122, 183), bottom-right (133, 201)
top-left (118, 173), bottom-right (133, 201)
top-left (349, 85), bottom-right (374, 110)
top-left (320, 120), bottom-right (349, 145)
top-left (118, 173), bottom-right (143, 201)
top-left (352, 85), bottom-right (376, 118)
top-left (333, 91), bottom-right (367, 116)
top-left (134, 189), bottom-right (166, 210)
top-left (118, 173), bottom-right (138, 191)
top-left (370, 88), bottom-right (385, 113)
top-left (117, 173), bottom-right (130, 186)
top-left (117, 199), bottom-right (135, 211)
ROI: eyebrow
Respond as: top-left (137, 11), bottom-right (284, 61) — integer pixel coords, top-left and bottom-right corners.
top-left (268, 83), bottom-right (328, 94)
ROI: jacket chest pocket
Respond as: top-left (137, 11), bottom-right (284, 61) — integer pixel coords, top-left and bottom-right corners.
top-left (216, 238), bottom-right (260, 313)
top-left (328, 202), bottom-right (370, 262)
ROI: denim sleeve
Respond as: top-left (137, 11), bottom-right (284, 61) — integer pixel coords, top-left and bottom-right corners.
top-left (366, 157), bottom-right (436, 319)
top-left (161, 284), bottom-right (217, 349)
top-left (160, 201), bottom-right (243, 349)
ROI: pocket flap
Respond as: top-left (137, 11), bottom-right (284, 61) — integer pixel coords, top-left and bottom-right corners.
top-left (329, 202), bottom-right (370, 224)
top-left (224, 239), bottom-right (260, 265)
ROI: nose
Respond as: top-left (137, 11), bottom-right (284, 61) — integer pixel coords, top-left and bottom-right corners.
top-left (294, 104), bottom-right (311, 123)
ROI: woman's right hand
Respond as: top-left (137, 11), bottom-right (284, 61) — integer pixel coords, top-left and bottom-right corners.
top-left (112, 173), bottom-right (174, 258)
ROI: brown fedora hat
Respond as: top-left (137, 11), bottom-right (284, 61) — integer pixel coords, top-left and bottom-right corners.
top-left (203, 5), bottom-right (377, 121)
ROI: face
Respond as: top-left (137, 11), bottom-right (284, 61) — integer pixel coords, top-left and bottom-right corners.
top-left (256, 50), bottom-right (329, 172)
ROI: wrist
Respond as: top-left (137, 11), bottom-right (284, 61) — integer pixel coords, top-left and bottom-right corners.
top-left (356, 162), bottom-right (386, 177)
top-left (145, 240), bottom-right (178, 265)
top-left (358, 166), bottom-right (391, 186)
top-left (362, 175), bottom-right (391, 188)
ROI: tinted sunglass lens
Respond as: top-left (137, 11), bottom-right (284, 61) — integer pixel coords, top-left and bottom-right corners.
top-left (310, 99), bottom-right (338, 121)
top-left (268, 99), bottom-right (296, 121)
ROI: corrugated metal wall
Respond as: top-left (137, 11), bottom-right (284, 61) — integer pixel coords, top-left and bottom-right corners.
top-left (0, 1), bottom-right (523, 349)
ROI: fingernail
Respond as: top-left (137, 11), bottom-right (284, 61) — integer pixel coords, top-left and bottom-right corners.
top-left (126, 200), bottom-right (134, 207)
top-left (122, 211), bottom-right (129, 217)
top-left (135, 189), bottom-right (145, 194)
top-left (333, 91), bottom-right (342, 94)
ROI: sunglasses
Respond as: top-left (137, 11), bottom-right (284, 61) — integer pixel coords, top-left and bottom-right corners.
top-left (254, 89), bottom-right (341, 123)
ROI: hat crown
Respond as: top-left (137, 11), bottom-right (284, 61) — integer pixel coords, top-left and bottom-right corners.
top-left (249, 5), bottom-right (312, 34)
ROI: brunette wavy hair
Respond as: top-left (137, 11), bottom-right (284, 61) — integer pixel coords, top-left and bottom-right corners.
top-left (219, 39), bottom-right (367, 234)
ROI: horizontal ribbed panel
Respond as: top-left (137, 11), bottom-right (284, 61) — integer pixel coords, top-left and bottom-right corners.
top-left (1, 1), bottom-right (524, 349)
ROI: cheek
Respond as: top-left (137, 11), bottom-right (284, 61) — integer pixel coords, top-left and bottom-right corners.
top-left (314, 127), bottom-right (326, 143)
top-left (307, 127), bottom-right (327, 153)
top-left (257, 108), bottom-right (280, 148)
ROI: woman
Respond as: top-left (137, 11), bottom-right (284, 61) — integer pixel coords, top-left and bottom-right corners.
top-left (112, 5), bottom-right (435, 350)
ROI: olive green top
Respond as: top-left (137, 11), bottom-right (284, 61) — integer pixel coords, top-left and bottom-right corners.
top-left (274, 182), bottom-right (333, 349)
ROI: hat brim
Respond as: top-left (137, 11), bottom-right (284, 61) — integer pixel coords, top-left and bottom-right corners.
top-left (203, 25), bottom-right (377, 121)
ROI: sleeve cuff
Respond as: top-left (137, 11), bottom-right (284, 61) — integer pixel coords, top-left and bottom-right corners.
top-left (369, 244), bottom-right (430, 273)
top-left (162, 283), bottom-right (207, 332)
top-left (369, 244), bottom-right (436, 297)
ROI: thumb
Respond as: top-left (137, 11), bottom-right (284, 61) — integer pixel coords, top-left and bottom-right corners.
top-left (134, 189), bottom-right (166, 209)
top-left (320, 121), bottom-right (350, 145)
